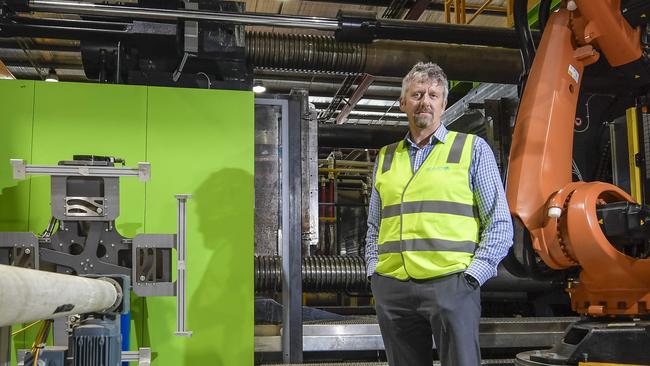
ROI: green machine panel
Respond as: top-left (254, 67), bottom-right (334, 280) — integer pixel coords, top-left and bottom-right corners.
top-left (145, 87), bottom-right (254, 365)
top-left (0, 80), bottom-right (35, 359)
top-left (30, 82), bottom-right (148, 236)
top-left (0, 80), bottom-right (254, 366)
top-left (0, 80), bottom-right (33, 233)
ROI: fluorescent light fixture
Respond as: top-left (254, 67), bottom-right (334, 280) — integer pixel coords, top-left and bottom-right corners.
top-left (252, 80), bottom-right (266, 94)
top-left (45, 68), bottom-right (59, 82)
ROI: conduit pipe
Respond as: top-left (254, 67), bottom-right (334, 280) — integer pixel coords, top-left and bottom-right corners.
top-left (0, 31), bottom-right (523, 84)
top-left (0, 264), bottom-right (119, 327)
top-left (248, 32), bottom-right (522, 84)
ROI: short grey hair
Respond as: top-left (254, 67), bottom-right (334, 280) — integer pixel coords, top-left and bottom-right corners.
top-left (400, 62), bottom-right (449, 102)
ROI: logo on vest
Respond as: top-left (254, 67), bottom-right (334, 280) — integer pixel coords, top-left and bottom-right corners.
top-left (424, 166), bottom-right (450, 171)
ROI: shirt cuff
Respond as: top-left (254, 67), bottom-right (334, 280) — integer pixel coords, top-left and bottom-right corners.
top-left (465, 258), bottom-right (495, 286)
top-left (366, 258), bottom-right (377, 277)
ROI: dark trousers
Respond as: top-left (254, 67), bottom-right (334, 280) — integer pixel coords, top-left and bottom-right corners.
top-left (371, 272), bottom-right (481, 366)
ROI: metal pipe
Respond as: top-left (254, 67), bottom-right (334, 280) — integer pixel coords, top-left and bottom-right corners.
top-left (364, 15), bottom-right (540, 48)
top-left (248, 32), bottom-right (522, 84)
top-left (29, 0), bottom-right (339, 31)
top-left (28, 0), bottom-right (538, 49)
top-left (318, 159), bottom-right (374, 167)
top-left (319, 168), bottom-right (371, 174)
top-left (0, 29), bottom-right (522, 84)
top-left (0, 264), bottom-right (118, 327)
top-left (0, 49), bottom-right (81, 66)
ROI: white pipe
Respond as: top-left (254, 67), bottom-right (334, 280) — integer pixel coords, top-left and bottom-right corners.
top-left (0, 264), bottom-right (118, 327)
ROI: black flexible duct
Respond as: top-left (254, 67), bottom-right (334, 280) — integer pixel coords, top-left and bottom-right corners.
top-left (513, 0), bottom-right (536, 96)
top-left (538, 0), bottom-right (552, 34)
top-left (504, 220), bottom-right (570, 282)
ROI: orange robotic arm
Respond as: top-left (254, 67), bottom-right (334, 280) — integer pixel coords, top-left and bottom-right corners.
top-left (506, 0), bottom-right (650, 316)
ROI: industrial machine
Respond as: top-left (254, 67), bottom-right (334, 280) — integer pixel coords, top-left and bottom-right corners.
top-left (507, 0), bottom-right (650, 364)
top-left (2, 0), bottom-right (650, 364)
top-left (0, 155), bottom-right (192, 366)
top-left (252, 81), bottom-right (573, 366)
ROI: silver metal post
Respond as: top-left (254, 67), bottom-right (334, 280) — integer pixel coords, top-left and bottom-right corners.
top-left (29, 0), bottom-right (339, 31)
top-left (174, 194), bottom-right (192, 337)
top-left (0, 326), bottom-right (10, 366)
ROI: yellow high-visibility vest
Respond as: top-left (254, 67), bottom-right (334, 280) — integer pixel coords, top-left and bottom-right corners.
top-left (374, 131), bottom-right (480, 280)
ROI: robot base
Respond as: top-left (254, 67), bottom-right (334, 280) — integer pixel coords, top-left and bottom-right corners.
top-left (514, 318), bottom-right (650, 365)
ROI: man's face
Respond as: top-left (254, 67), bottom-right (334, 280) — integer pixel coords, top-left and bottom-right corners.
top-left (399, 80), bottom-right (447, 130)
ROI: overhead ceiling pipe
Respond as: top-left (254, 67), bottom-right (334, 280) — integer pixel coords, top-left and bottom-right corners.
top-left (0, 30), bottom-right (523, 84)
top-left (26, 0), bottom-right (340, 31)
top-left (259, 78), bottom-right (402, 99)
top-left (25, 0), bottom-right (538, 48)
top-left (5, 66), bottom-right (87, 81)
top-left (0, 48), bottom-right (81, 66)
top-left (247, 32), bottom-right (522, 84)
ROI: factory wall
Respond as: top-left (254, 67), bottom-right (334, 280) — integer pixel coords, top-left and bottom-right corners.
top-left (0, 80), bottom-right (254, 366)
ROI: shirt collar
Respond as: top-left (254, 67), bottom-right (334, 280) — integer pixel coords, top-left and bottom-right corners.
top-left (405, 124), bottom-right (449, 148)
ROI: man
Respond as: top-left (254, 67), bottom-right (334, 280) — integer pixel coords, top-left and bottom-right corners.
top-left (366, 62), bottom-right (514, 366)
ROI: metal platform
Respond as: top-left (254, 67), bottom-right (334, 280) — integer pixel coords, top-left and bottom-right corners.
top-left (254, 317), bottom-right (578, 353)
top-left (259, 360), bottom-right (515, 366)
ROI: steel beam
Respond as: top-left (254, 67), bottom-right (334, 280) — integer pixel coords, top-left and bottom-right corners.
top-left (336, 74), bottom-right (375, 124)
top-left (284, 92), bottom-right (304, 362)
top-left (256, 97), bottom-right (303, 362)
top-left (404, 0), bottom-right (432, 20)
top-left (0, 60), bottom-right (15, 80)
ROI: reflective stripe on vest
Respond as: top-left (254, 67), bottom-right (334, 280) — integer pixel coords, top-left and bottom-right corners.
top-left (374, 131), bottom-right (480, 280)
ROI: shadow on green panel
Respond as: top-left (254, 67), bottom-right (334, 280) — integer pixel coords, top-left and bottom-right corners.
top-left (185, 168), bottom-right (253, 365)
top-left (131, 295), bottom-right (151, 353)
top-left (117, 223), bottom-right (144, 238)
top-left (0, 184), bottom-right (29, 232)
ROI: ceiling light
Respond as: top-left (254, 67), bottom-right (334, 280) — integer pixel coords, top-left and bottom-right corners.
top-left (252, 80), bottom-right (266, 94)
top-left (45, 68), bottom-right (59, 82)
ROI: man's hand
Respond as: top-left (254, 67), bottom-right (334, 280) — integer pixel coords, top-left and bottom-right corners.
top-left (464, 273), bottom-right (480, 290)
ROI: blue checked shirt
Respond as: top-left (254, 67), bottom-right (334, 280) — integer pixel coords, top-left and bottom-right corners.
top-left (365, 125), bottom-right (514, 285)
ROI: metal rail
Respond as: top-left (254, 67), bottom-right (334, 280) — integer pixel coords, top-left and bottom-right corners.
top-left (29, 0), bottom-right (339, 30)
top-left (174, 194), bottom-right (192, 337)
top-left (26, 0), bottom-right (538, 49)
top-left (10, 159), bottom-right (150, 181)
top-left (255, 317), bottom-right (578, 352)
